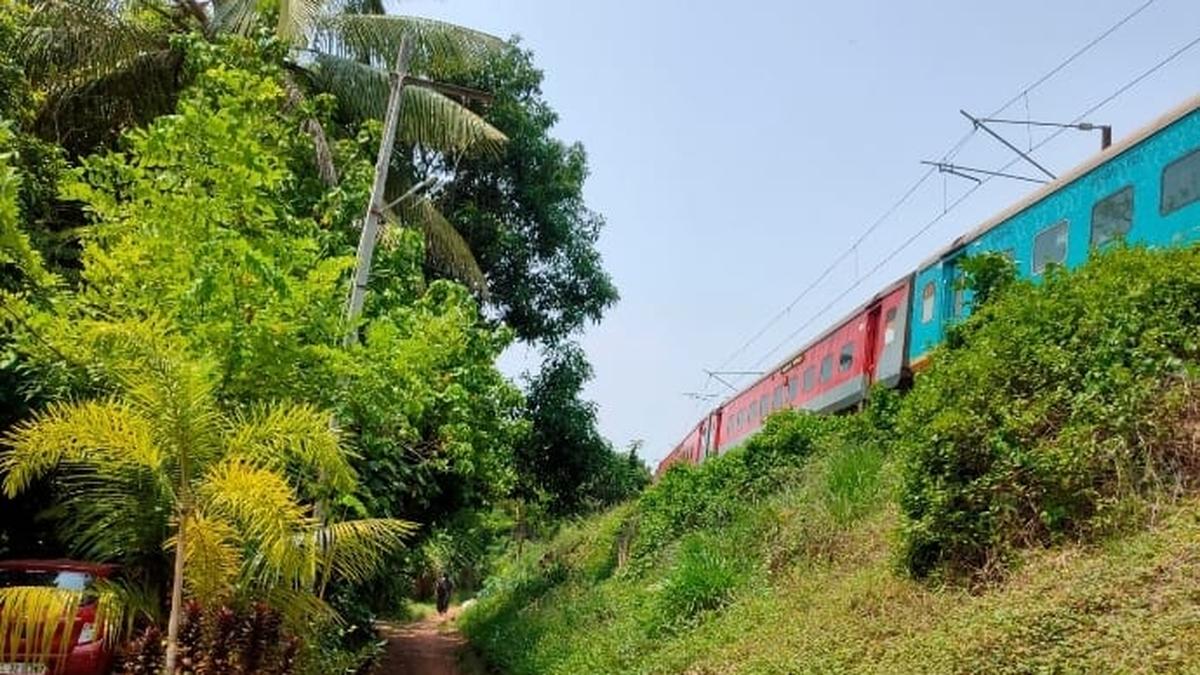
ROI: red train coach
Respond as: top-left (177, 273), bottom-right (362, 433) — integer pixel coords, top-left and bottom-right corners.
top-left (659, 277), bottom-right (911, 475)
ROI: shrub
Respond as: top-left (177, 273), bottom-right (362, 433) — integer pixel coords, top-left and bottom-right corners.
top-left (119, 602), bottom-right (301, 675)
top-left (898, 246), bottom-right (1200, 578)
top-left (633, 411), bottom-right (831, 561)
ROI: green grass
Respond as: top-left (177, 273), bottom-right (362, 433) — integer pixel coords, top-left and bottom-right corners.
top-left (462, 440), bottom-right (1200, 673)
top-left (461, 248), bottom-right (1200, 672)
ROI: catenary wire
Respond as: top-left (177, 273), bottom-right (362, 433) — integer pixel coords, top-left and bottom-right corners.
top-left (745, 27), bottom-right (1200, 373)
top-left (699, 0), bottom-right (1162, 390)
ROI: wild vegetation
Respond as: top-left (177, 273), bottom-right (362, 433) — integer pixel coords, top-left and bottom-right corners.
top-left (0, 0), bottom-right (638, 670)
top-left (463, 244), bottom-right (1200, 673)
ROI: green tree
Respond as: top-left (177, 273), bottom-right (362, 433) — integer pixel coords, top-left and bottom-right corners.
top-left (14, 0), bottom-right (504, 287)
top-left (4, 38), bottom-right (524, 607)
top-left (1, 322), bottom-right (413, 672)
top-left (518, 342), bottom-right (643, 515)
top-left (432, 41), bottom-right (619, 344)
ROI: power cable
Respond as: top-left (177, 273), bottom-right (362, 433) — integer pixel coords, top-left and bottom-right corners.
top-left (746, 27), bottom-right (1200, 372)
top-left (699, 0), bottom-right (1161, 390)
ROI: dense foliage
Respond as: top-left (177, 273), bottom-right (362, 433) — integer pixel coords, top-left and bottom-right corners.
top-left (0, 3), bottom-right (634, 668)
top-left (0, 30), bottom-right (533, 670)
top-left (429, 41), bottom-right (619, 344)
top-left (898, 245), bottom-right (1200, 577)
top-left (461, 406), bottom-right (889, 673)
top-left (2, 3), bottom-right (628, 671)
top-left (518, 342), bottom-right (649, 515)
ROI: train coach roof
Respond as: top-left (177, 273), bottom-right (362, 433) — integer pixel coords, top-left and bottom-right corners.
top-left (714, 272), bottom-right (912, 410)
top-left (663, 270), bottom-right (908, 461)
top-left (917, 92), bottom-right (1200, 270)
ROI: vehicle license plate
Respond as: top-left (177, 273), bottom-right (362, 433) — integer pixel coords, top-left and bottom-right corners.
top-left (0, 663), bottom-right (48, 675)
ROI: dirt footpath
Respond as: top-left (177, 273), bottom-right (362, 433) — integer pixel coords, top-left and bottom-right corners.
top-left (373, 607), bottom-right (487, 675)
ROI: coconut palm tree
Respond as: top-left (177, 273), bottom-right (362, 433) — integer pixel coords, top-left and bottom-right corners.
top-left (16, 0), bottom-right (501, 290)
top-left (0, 321), bottom-right (414, 672)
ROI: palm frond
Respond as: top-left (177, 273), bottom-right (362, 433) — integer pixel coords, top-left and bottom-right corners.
top-left (392, 197), bottom-right (487, 295)
top-left (79, 320), bottom-right (225, 471)
top-left (310, 13), bottom-right (502, 68)
top-left (258, 585), bottom-right (338, 631)
top-left (20, 0), bottom-right (171, 91)
top-left (34, 47), bottom-right (184, 156)
top-left (176, 511), bottom-right (242, 601)
top-left (225, 402), bottom-right (356, 494)
top-left (307, 54), bottom-right (506, 155)
top-left (401, 84), bottom-right (505, 155)
top-left (53, 468), bottom-right (173, 562)
top-left (278, 0), bottom-right (327, 43)
top-left (1, 400), bottom-right (162, 497)
top-left (90, 577), bottom-right (161, 646)
top-left (210, 0), bottom-right (259, 37)
top-left (197, 460), bottom-right (312, 585)
top-left (310, 517), bottom-right (416, 584)
top-left (0, 587), bottom-right (81, 664)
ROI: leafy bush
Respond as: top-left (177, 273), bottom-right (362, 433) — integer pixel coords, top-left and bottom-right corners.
top-left (898, 245), bottom-right (1200, 578)
top-left (120, 601), bottom-right (302, 675)
top-left (633, 411), bottom-right (831, 561)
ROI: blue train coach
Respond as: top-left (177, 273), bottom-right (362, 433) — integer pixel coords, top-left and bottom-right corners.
top-left (909, 94), bottom-right (1200, 367)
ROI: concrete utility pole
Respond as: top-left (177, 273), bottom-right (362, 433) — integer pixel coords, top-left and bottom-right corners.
top-left (345, 38), bottom-right (411, 346)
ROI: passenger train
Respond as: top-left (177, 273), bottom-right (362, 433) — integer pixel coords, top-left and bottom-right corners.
top-left (656, 94), bottom-right (1200, 477)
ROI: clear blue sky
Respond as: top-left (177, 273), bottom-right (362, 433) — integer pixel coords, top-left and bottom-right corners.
top-left (399, 0), bottom-right (1200, 465)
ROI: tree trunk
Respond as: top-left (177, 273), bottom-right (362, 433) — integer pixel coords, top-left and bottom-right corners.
top-left (163, 513), bottom-right (188, 674)
top-left (282, 72), bottom-right (339, 188)
top-left (304, 118), bottom-right (339, 187)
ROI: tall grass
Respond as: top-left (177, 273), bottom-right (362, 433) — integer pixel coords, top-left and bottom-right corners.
top-left (821, 444), bottom-right (886, 525)
top-left (655, 535), bottom-right (741, 631)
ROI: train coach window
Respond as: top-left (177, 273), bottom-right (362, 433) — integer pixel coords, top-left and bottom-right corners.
top-left (1162, 148), bottom-right (1200, 215)
top-left (1033, 221), bottom-right (1068, 275)
top-left (820, 355), bottom-right (833, 383)
top-left (788, 376), bottom-right (799, 401)
top-left (921, 282), bottom-right (935, 323)
top-left (1091, 186), bottom-right (1133, 248)
top-left (803, 366), bottom-right (815, 392)
top-left (773, 386), bottom-right (784, 409)
top-left (759, 395), bottom-right (769, 418)
top-left (884, 307), bottom-right (898, 345)
top-left (839, 343), bottom-right (855, 372)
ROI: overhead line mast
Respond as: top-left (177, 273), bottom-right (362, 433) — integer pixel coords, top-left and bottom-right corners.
top-left (692, 0), bottom-right (1164, 402)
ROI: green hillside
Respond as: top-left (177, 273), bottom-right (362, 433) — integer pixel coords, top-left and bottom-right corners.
top-left (461, 246), bottom-right (1200, 674)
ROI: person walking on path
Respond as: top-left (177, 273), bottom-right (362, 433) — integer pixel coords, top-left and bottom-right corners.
top-left (435, 572), bottom-right (454, 616)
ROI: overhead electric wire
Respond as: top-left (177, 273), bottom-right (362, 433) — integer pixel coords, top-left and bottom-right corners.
top-left (698, 0), bottom-right (1161, 394)
top-left (746, 26), bottom-right (1200, 373)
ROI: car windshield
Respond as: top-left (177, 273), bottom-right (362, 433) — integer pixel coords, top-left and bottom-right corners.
top-left (0, 569), bottom-right (93, 591)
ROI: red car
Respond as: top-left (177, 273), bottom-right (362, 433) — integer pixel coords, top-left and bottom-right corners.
top-left (0, 560), bottom-right (117, 675)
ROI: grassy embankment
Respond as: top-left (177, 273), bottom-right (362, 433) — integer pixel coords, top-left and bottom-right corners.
top-left (462, 246), bottom-right (1200, 674)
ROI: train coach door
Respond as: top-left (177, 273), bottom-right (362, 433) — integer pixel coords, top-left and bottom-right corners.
top-left (941, 252), bottom-right (966, 328)
top-left (863, 303), bottom-right (882, 385)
